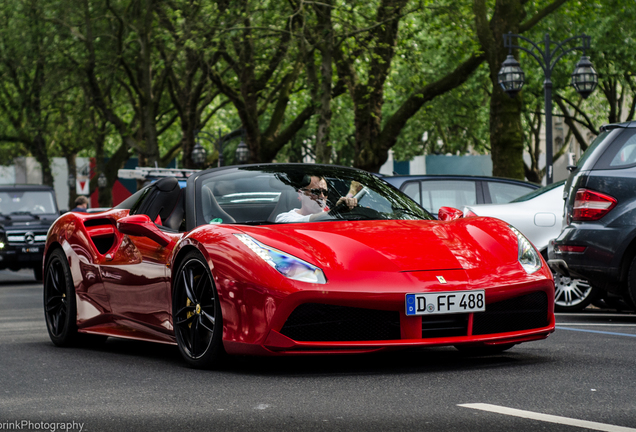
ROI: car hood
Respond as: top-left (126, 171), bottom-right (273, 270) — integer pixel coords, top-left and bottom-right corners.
top-left (0, 214), bottom-right (57, 229)
top-left (236, 218), bottom-right (518, 273)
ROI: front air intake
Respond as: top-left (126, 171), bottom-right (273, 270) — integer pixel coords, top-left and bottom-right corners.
top-left (280, 303), bottom-right (400, 342)
top-left (472, 291), bottom-right (548, 335)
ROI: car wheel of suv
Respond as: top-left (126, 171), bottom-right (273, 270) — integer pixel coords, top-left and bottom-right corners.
top-left (592, 293), bottom-right (635, 311)
top-left (553, 271), bottom-right (599, 312)
top-left (625, 257), bottom-right (636, 308)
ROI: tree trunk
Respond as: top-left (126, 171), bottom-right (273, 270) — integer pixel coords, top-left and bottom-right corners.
top-left (31, 134), bottom-right (53, 187)
top-left (313, 0), bottom-right (334, 164)
top-left (65, 154), bottom-right (77, 210)
top-left (490, 86), bottom-right (525, 179)
top-left (474, 0), bottom-right (525, 180)
top-left (474, 0), bottom-right (568, 180)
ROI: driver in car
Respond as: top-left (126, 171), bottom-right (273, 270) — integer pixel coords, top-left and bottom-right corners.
top-left (275, 175), bottom-right (358, 223)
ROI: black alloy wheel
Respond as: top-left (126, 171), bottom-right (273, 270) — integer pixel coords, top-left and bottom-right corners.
top-left (173, 252), bottom-right (224, 368)
top-left (43, 248), bottom-right (79, 346)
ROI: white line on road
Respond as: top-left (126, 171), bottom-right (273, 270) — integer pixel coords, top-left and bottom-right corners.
top-left (458, 403), bottom-right (636, 432)
top-left (557, 326), bottom-right (636, 338)
top-left (557, 323), bottom-right (636, 327)
top-left (0, 321), bottom-right (45, 330)
top-left (555, 313), bottom-right (636, 318)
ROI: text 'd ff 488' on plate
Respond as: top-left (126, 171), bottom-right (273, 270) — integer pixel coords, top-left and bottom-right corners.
top-left (405, 290), bottom-right (485, 316)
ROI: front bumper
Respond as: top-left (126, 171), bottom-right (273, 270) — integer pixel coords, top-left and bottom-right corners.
top-left (0, 243), bottom-right (45, 270)
top-left (223, 280), bottom-right (556, 356)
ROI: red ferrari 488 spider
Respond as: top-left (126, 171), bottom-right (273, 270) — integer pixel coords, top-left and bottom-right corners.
top-left (43, 164), bottom-right (555, 368)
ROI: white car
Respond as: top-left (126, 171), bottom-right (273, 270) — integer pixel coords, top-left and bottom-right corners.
top-left (464, 180), bottom-right (598, 312)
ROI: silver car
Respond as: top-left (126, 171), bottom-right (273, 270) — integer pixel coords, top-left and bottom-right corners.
top-left (464, 180), bottom-right (598, 312)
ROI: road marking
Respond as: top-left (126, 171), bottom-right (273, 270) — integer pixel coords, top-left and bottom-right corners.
top-left (459, 403), bottom-right (636, 432)
top-left (557, 326), bottom-right (636, 338)
top-left (556, 313), bottom-right (635, 318)
top-left (557, 323), bottom-right (636, 327)
top-left (0, 321), bottom-right (45, 330)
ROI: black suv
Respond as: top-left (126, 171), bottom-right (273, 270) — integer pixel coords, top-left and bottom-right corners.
top-left (0, 185), bottom-right (60, 280)
top-left (548, 121), bottom-right (636, 306)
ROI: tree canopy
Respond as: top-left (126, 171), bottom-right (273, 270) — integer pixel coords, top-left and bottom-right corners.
top-left (0, 0), bottom-right (634, 202)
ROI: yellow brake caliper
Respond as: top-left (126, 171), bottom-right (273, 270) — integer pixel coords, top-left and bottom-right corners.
top-left (186, 299), bottom-right (194, 328)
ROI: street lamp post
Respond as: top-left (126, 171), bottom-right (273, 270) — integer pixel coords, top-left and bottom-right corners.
top-left (497, 32), bottom-right (598, 184)
top-left (194, 129), bottom-right (228, 167)
top-left (67, 173), bottom-right (76, 191)
top-left (193, 128), bottom-right (248, 167)
top-left (235, 130), bottom-right (249, 164)
top-left (97, 173), bottom-right (108, 189)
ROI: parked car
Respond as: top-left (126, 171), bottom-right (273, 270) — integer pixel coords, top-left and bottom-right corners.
top-left (549, 121), bottom-right (636, 308)
top-left (383, 175), bottom-right (539, 217)
top-left (43, 163), bottom-right (555, 369)
top-left (464, 180), bottom-right (598, 312)
top-left (0, 184), bottom-right (60, 280)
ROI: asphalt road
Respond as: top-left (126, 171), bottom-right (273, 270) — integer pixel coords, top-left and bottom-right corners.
top-left (1, 269), bottom-right (636, 432)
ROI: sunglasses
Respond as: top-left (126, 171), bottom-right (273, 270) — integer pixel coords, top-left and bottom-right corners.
top-left (301, 188), bottom-right (328, 196)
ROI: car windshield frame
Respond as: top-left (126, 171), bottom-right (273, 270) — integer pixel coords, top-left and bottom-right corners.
top-left (191, 164), bottom-right (434, 226)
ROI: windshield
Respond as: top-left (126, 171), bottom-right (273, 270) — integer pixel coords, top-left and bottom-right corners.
top-left (196, 165), bottom-right (433, 225)
top-left (510, 180), bottom-right (565, 203)
top-left (0, 191), bottom-right (57, 215)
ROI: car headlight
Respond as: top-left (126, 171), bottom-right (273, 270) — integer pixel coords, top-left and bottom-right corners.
top-left (509, 226), bottom-right (542, 274)
top-left (234, 234), bottom-right (327, 284)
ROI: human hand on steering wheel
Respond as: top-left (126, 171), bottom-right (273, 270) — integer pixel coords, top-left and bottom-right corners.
top-left (328, 187), bottom-right (368, 216)
top-left (335, 196), bottom-right (357, 210)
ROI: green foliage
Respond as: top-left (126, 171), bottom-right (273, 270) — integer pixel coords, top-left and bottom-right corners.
top-left (0, 0), bottom-right (633, 180)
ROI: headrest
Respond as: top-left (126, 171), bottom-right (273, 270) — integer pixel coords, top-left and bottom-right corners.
top-left (153, 177), bottom-right (179, 192)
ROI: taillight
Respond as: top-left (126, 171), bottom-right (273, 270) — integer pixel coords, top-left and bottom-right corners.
top-left (572, 188), bottom-right (617, 221)
top-left (554, 245), bottom-right (587, 253)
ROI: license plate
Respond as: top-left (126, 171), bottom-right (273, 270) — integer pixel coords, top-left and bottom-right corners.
top-left (405, 290), bottom-right (485, 316)
top-left (21, 247), bottom-right (39, 253)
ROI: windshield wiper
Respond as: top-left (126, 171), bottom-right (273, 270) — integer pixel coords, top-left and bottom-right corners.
top-left (237, 220), bottom-right (273, 225)
top-left (9, 211), bottom-right (40, 219)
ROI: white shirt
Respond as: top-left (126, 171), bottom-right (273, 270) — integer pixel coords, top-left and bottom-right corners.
top-left (275, 209), bottom-right (311, 223)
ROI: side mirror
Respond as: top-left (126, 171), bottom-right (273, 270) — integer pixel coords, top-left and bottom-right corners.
top-left (117, 214), bottom-right (171, 247)
top-left (438, 206), bottom-right (464, 221)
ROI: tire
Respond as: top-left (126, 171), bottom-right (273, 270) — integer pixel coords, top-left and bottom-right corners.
top-left (172, 251), bottom-right (225, 369)
top-left (33, 266), bottom-right (43, 282)
top-left (592, 294), bottom-right (635, 311)
top-left (455, 343), bottom-right (515, 355)
top-left (626, 256), bottom-right (636, 308)
top-left (43, 249), bottom-right (79, 346)
top-left (553, 271), bottom-right (599, 312)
